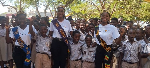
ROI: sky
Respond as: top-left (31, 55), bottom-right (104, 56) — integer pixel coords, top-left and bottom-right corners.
top-left (0, 0), bottom-right (50, 14)
top-left (0, 0), bottom-right (12, 14)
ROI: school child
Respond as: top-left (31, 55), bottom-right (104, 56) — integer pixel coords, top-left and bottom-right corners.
top-left (82, 34), bottom-right (97, 68)
top-left (40, 17), bottom-right (50, 35)
top-left (143, 24), bottom-right (150, 68)
top-left (0, 16), bottom-right (8, 68)
top-left (79, 22), bottom-right (86, 44)
top-left (135, 28), bottom-right (148, 67)
top-left (110, 18), bottom-right (119, 28)
top-left (112, 25), bottom-right (127, 68)
top-left (92, 18), bottom-right (98, 27)
top-left (69, 30), bottom-right (83, 68)
top-left (118, 28), bottom-right (141, 68)
top-left (31, 22), bottom-right (40, 67)
top-left (88, 23), bottom-right (97, 47)
top-left (35, 24), bottom-right (52, 68)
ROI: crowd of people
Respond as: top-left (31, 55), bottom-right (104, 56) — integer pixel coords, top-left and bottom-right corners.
top-left (0, 6), bottom-right (150, 68)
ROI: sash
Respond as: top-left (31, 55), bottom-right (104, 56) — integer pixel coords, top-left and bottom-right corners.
top-left (97, 35), bottom-right (112, 68)
top-left (12, 27), bottom-right (31, 66)
top-left (51, 19), bottom-right (71, 54)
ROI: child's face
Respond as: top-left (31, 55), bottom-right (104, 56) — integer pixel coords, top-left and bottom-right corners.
top-left (40, 26), bottom-right (48, 36)
top-left (89, 25), bottom-right (94, 33)
top-left (128, 29), bottom-right (136, 41)
top-left (73, 33), bottom-right (80, 43)
top-left (85, 37), bottom-right (92, 47)
top-left (75, 23), bottom-right (80, 29)
top-left (18, 15), bottom-right (26, 26)
top-left (136, 29), bottom-right (143, 39)
top-left (40, 19), bottom-right (46, 24)
top-left (145, 26), bottom-right (150, 36)
top-left (80, 23), bottom-right (85, 31)
top-left (119, 27), bottom-right (126, 36)
top-left (110, 20), bottom-right (118, 26)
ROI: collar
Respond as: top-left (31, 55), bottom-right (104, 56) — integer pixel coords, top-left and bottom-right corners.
top-left (70, 41), bottom-right (80, 45)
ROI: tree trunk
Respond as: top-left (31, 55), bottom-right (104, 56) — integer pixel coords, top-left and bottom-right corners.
top-left (49, 8), bottom-right (54, 18)
top-left (44, 5), bottom-right (49, 17)
top-left (36, 5), bottom-right (41, 17)
top-left (20, 0), bottom-right (21, 10)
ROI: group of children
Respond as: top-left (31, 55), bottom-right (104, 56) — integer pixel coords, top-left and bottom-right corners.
top-left (0, 14), bottom-right (150, 68)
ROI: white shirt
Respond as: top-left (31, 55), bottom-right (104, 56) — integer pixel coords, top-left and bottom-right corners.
top-left (70, 42), bottom-right (83, 61)
top-left (82, 44), bottom-right (97, 62)
top-left (49, 19), bottom-right (73, 38)
top-left (79, 30), bottom-right (86, 44)
top-left (136, 39), bottom-right (147, 53)
top-left (9, 25), bottom-right (36, 46)
top-left (99, 24), bottom-right (120, 45)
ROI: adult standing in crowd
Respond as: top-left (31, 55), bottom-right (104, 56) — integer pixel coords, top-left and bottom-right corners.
top-left (95, 12), bottom-right (123, 68)
top-left (49, 6), bottom-right (73, 68)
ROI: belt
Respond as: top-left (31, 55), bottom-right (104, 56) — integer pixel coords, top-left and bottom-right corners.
top-left (37, 52), bottom-right (51, 59)
top-left (85, 61), bottom-right (94, 63)
top-left (15, 46), bottom-right (21, 48)
top-left (53, 38), bottom-right (63, 41)
top-left (37, 52), bottom-right (48, 54)
top-left (73, 58), bottom-right (82, 61)
top-left (123, 60), bottom-right (137, 64)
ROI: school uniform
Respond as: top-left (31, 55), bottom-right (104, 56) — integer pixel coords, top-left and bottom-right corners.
top-left (0, 26), bottom-right (7, 61)
top-left (82, 44), bottom-right (96, 68)
top-left (137, 39), bottom-right (148, 67)
top-left (9, 25), bottom-right (36, 68)
top-left (35, 35), bottom-right (52, 68)
top-left (95, 24), bottom-right (120, 68)
top-left (118, 40), bottom-right (141, 68)
top-left (79, 30), bottom-right (86, 44)
top-left (69, 41), bottom-right (83, 68)
top-left (50, 19), bottom-right (73, 68)
top-left (143, 38), bottom-right (150, 68)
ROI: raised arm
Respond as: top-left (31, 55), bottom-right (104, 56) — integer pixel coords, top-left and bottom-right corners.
top-left (29, 19), bottom-right (35, 37)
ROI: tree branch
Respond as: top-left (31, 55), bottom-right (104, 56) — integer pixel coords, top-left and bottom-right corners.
top-left (87, 0), bottom-right (101, 12)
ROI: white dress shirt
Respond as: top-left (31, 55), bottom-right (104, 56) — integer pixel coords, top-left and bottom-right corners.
top-left (99, 24), bottom-right (120, 45)
top-left (49, 19), bottom-right (73, 38)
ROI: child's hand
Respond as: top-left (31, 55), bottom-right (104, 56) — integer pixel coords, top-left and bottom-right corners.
top-left (92, 42), bottom-right (97, 47)
top-left (5, 24), bottom-right (10, 29)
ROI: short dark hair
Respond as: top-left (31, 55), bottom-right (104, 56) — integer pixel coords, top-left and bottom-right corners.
top-left (100, 12), bottom-right (111, 17)
top-left (111, 18), bottom-right (118, 22)
top-left (85, 34), bottom-right (92, 39)
top-left (127, 28), bottom-right (136, 34)
top-left (72, 30), bottom-right (80, 37)
top-left (93, 18), bottom-right (98, 22)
